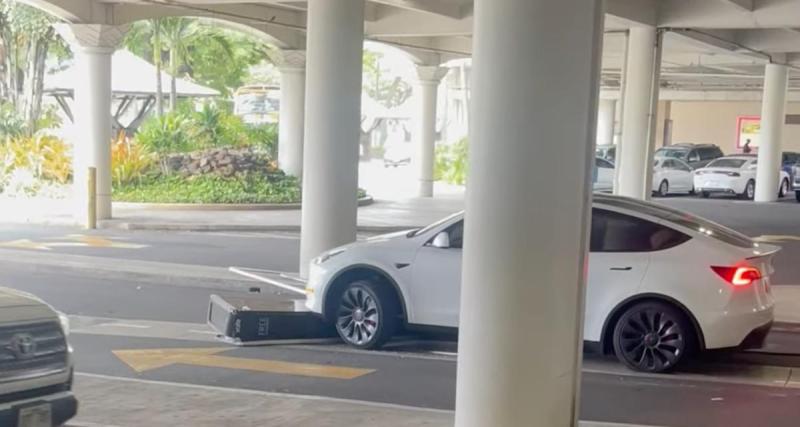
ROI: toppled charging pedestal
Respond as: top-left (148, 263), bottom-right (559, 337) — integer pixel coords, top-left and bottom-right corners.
top-left (207, 267), bottom-right (337, 346)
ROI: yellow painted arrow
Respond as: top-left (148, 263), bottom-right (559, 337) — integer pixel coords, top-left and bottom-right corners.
top-left (0, 239), bottom-right (52, 250)
top-left (112, 347), bottom-right (374, 380)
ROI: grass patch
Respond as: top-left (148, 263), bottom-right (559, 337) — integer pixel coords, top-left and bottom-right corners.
top-left (113, 174), bottom-right (301, 204)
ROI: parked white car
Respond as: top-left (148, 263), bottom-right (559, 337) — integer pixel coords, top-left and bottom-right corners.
top-left (653, 158), bottom-right (695, 197)
top-left (694, 155), bottom-right (791, 200)
top-left (306, 195), bottom-right (776, 373)
top-left (593, 157), bottom-right (615, 192)
top-left (0, 288), bottom-right (76, 426)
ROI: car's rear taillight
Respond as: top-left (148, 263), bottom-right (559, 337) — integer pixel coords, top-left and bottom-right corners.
top-left (711, 266), bottom-right (761, 287)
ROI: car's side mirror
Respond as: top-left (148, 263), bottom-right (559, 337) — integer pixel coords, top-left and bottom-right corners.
top-left (431, 232), bottom-right (451, 249)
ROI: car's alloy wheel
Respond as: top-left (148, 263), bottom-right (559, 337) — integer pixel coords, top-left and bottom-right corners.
top-left (657, 180), bottom-right (669, 197)
top-left (744, 180), bottom-right (755, 200)
top-left (613, 302), bottom-right (689, 373)
top-left (334, 280), bottom-right (398, 349)
top-left (779, 179), bottom-right (789, 198)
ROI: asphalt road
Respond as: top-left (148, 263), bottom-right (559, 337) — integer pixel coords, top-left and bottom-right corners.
top-left (1, 197), bottom-right (800, 426)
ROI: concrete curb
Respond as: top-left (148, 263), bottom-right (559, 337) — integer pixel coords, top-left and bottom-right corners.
top-left (113, 196), bottom-right (374, 211)
top-left (98, 222), bottom-right (419, 233)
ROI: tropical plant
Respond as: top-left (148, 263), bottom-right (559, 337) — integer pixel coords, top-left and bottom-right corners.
top-left (111, 132), bottom-right (155, 186)
top-left (0, 134), bottom-right (72, 184)
top-left (125, 19), bottom-right (167, 116)
top-left (434, 137), bottom-right (468, 185)
top-left (245, 123), bottom-right (278, 158)
top-left (0, 101), bottom-right (26, 138)
top-left (0, 0), bottom-right (68, 134)
top-left (363, 49), bottom-right (413, 109)
top-left (135, 112), bottom-right (192, 157)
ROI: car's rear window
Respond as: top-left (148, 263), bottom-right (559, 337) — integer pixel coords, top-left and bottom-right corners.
top-left (594, 195), bottom-right (754, 248)
top-left (707, 158), bottom-right (747, 169)
top-left (655, 148), bottom-right (688, 160)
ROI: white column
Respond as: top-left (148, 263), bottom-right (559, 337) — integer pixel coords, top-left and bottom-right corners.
top-left (55, 24), bottom-right (127, 220)
top-left (299, 0), bottom-right (364, 277)
top-left (754, 63), bottom-right (789, 202)
top-left (617, 27), bottom-right (661, 199)
top-left (415, 66), bottom-right (447, 198)
top-left (277, 50), bottom-right (306, 177)
top-left (597, 99), bottom-right (616, 146)
top-left (455, 0), bottom-right (602, 426)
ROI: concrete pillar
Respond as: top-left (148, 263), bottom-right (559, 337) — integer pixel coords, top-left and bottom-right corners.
top-left (755, 63), bottom-right (789, 202)
top-left (299, 0), bottom-right (364, 277)
top-left (597, 99), bottom-right (616, 146)
top-left (455, 0), bottom-right (602, 426)
top-left (277, 50), bottom-right (306, 178)
top-left (414, 66), bottom-right (447, 197)
top-left (617, 27), bottom-right (662, 199)
top-left (55, 24), bottom-right (127, 220)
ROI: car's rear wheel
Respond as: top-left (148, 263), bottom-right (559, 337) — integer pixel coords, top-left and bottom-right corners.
top-left (796, 191), bottom-right (800, 203)
top-left (334, 280), bottom-right (398, 349)
top-left (656, 180), bottom-right (669, 197)
top-left (612, 301), bottom-right (692, 373)
top-left (779, 179), bottom-right (789, 198)
top-left (742, 180), bottom-right (755, 200)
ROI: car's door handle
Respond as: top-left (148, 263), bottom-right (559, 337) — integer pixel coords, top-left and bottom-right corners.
top-left (610, 267), bottom-right (633, 271)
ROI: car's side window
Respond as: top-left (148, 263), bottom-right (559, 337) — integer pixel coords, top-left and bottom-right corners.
top-left (663, 160), bottom-right (675, 169)
top-left (445, 221), bottom-right (464, 249)
top-left (688, 150), bottom-right (700, 162)
top-left (590, 208), bottom-right (690, 253)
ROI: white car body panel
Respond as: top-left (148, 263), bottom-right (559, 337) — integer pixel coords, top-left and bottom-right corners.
top-left (652, 159), bottom-right (694, 194)
top-left (306, 197), bottom-right (776, 350)
top-left (694, 156), bottom-right (790, 196)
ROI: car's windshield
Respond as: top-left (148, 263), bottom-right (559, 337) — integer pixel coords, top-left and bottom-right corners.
top-left (407, 211), bottom-right (462, 237)
top-left (655, 148), bottom-right (688, 159)
top-left (706, 158), bottom-right (747, 169)
top-left (594, 195), bottom-right (754, 248)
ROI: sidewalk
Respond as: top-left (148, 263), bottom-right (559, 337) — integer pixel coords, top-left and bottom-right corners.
top-left (68, 373), bottom-right (653, 427)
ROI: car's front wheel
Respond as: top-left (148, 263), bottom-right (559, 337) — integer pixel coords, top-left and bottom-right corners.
top-left (656, 180), bottom-right (669, 197)
top-left (779, 179), bottom-right (789, 198)
top-left (612, 301), bottom-right (692, 373)
top-left (334, 280), bottom-right (398, 349)
top-left (742, 179), bottom-right (756, 200)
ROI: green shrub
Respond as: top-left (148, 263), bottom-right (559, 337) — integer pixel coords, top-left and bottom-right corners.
top-left (111, 132), bottom-right (155, 186)
top-left (434, 137), bottom-right (468, 185)
top-left (113, 173), bottom-right (301, 204)
top-left (136, 112), bottom-right (192, 154)
top-left (245, 123), bottom-right (278, 157)
top-left (0, 102), bottom-right (26, 139)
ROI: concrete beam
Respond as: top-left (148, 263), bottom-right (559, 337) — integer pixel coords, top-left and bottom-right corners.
top-left (659, 0), bottom-right (800, 29)
top-left (366, 9), bottom-right (471, 37)
top-left (605, 0), bottom-right (657, 27)
top-left (369, 0), bottom-right (466, 19)
top-left (719, 0), bottom-right (754, 12)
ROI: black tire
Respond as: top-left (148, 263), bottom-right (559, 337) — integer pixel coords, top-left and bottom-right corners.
top-left (700, 191), bottom-right (710, 198)
top-left (612, 301), bottom-right (693, 373)
top-left (656, 180), bottom-right (669, 198)
top-left (796, 191), bottom-right (800, 203)
top-left (741, 179), bottom-right (755, 200)
top-left (333, 280), bottom-right (399, 349)
top-left (779, 179), bottom-right (789, 198)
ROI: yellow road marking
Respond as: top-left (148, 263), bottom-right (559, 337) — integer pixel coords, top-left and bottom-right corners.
top-left (0, 239), bottom-right (52, 250)
top-left (112, 347), bottom-right (374, 380)
top-left (0, 235), bottom-right (148, 251)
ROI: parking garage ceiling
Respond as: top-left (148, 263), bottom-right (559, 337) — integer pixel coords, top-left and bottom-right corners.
top-left (32, 0), bottom-right (800, 97)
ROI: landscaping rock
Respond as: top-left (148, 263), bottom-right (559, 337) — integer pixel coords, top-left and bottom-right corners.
top-left (162, 147), bottom-right (277, 178)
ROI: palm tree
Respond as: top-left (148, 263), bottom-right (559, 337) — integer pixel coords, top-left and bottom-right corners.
top-left (124, 19), bottom-right (167, 116)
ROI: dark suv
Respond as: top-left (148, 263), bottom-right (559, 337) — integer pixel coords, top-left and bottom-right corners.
top-left (654, 144), bottom-right (724, 169)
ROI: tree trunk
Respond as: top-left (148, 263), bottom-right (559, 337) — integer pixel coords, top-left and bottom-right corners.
top-left (169, 48), bottom-right (177, 111)
top-left (22, 29), bottom-right (50, 134)
top-left (155, 53), bottom-right (164, 117)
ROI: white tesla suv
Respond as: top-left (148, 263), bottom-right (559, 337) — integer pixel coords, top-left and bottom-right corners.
top-left (694, 155), bottom-right (790, 200)
top-left (305, 195), bottom-right (776, 373)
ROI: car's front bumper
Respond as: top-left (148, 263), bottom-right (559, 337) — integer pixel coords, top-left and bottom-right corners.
top-left (0, 388), bottom-right (77, 427)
